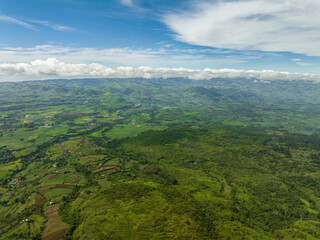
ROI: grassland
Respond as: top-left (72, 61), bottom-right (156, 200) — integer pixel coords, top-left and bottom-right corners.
top-left (0, 160), bottom-right (21, 180)
top-left (105, 124), bottom-right (166, 139)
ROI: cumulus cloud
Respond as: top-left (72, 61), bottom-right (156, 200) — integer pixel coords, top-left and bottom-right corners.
top-left (164, 0), bottom-right (320, 56)
top-left (0, 58), bottom-right (318, 81)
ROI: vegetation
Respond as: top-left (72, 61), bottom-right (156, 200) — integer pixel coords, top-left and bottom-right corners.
top-left (1, 77), bottom-right (320, 239)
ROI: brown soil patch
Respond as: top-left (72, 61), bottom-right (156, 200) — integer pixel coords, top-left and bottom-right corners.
top-left (41, 169), bottom-right (49, 173)
top-left (43, 229), bottom-right (68, 240)
top-left (41, 189), bottom-right (52, 195)
top-left (0, 220), bottom-right (18, 235)
top-left (103, 164), bottom-right (117, 168)
top-left (42, 205), bottom-right (69, 240)
top-left (48, 175), bottom-right (58, 180)
top-left (98, 166), bottom-right (116, 171)
top-left (37, 185), bottom-right (56, 190)
top-left (34, 194), bottom-right (43, 214)
top-left (19, 181), bottom-right (31, 187)
top-left (39, 184), bottom-right (75, 195)
top-left (55, 184), bottom-right (74, 189)
top-left (65, 178), bottom-right (75, 183)
top-left (100, 169), bottom-right (117, 174)
top-left (37, 184), bottom-right (74, 191)
top-left (85, 161), bottom-right (92, 165)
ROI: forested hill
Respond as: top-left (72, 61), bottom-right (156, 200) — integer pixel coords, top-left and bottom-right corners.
top-left (2, 126), bottom-right (320, 239)
top-left (57, 126), bottom-right (320, 239)
top-left (1, 78), bottom-right (320, 239)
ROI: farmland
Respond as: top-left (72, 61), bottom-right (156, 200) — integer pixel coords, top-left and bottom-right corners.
top-left (1, 78), bottom-right (320, 239)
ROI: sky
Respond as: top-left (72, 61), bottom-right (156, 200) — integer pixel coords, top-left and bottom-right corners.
top-left (0, 0), bottom-right (320, 81)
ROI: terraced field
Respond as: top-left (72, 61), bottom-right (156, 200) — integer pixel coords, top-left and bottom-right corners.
top-left (42, 205), bottom-right (69, 240)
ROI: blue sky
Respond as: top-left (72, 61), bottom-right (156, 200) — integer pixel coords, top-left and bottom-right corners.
top-left (0, 0), bottom-right (320, 81)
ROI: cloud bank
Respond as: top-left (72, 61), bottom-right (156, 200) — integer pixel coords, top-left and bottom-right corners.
top-left (0, 58), bottom-right (318, 81)
top-left (164, 0), bottom-right (320, 56)
top-left (0, 44), bottom-right (256, 70)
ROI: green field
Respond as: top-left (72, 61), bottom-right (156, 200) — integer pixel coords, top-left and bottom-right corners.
top-left (0, 160), bottom-right (21, 180)
top-left (105, 124), bottom-right (166, 139)
top-left (1, 78), bottom-right (320, 239)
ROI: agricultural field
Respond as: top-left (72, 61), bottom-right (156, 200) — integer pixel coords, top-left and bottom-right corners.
top-left (1, 78), bottom-right (320, 239)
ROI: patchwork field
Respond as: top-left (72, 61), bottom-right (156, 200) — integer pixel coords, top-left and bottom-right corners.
top-left (42, 205), bottom-right (69, 240)
top-left (1, 78), bottom-right (320, 239)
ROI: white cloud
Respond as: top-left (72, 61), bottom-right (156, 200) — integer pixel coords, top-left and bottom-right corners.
top-left (0, 14), bottom-right (36, 30)
top-left (30, 20), bottom-right (75, 32)
top-left (291, 58), bottom-right (313, 66)
top-left (0, 58), bottom-right (318, 82)
top-left (296, 62), bottom-right (313, 66)
top-left (0, 14), bottom-right (74, 32)
top-left (0, 44), bottom-right (249, 69)
top-left (120, 0), bottom-right (134, 7)
top-left (164, 0), bottom-right (320, 56)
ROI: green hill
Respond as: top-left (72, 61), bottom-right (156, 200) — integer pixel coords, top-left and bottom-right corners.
top-left (59, 126), bottom-right (320, 239)
top-left (1, 78), bottom-right (320, 239)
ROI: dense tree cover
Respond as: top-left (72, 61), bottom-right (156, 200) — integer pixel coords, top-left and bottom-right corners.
top-left (58, 127), bottom-right (320, 239)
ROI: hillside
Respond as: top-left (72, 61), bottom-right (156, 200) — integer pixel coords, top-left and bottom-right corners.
top-left (1, 78), bottom-right (320, 239)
